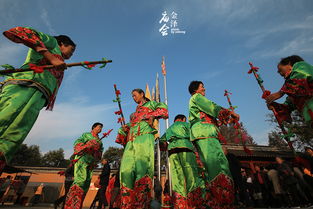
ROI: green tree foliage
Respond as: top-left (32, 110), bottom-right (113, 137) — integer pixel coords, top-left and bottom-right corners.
top-left (266, 111), bottom-right (313, 151)
top-left (268, 131), bottom-right (289, 149)
top-left (10, 145), bottom-right (69, 167)
top-left (42, 148), bottom-right (67, 167)
top-left (219, 123), bottom-right (256, 145)
top-left (10, 144), bottom-right (42, 166)
top-left (102, 146), bottom-right (124, 163)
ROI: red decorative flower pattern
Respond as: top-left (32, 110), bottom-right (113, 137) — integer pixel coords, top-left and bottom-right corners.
top-left (115, 110), bottom-right (122, 115)
top-left (83, 61), bottom-right (96, 68)
top-left (121, 176), bottom-right (152, 209)
top-left (248, 62), bottom-right (259, 74)
top-left (199, 112), bottom-right (217, 125)
top-left (281, 78), bottom-right (313, 97)
top-left (217, 108), bottom-right (232, 125)
top-left (205, 173), bottom-right (235, 209)
top-left (102, 129), bottom-right (113, 138)
top-left (64, 184), bottom-right (85, 209)
top-left (261, 90), bottom-right (271, 99)
top-left (162, 194), bottom-right (172, 208)
top-left (115, 133), bottom-right (127, 146)
top-left (279, 78), bottom-right (313, 113)
top-left (118, 117), bottom-right (125, 123)
top-left (74, 139), bottom-right (102, 161)
top-left (172, 187), bottom-right (206, 209)
top-left (4, 27), bottom-right (46, 50)
top-left (131, 105), bottom-right (168, 125)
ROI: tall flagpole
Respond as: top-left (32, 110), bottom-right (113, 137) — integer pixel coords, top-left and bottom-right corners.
top-left (155, 73), bottom-right (161, 183)
top-left (161, 56), bottom-right (172, 196)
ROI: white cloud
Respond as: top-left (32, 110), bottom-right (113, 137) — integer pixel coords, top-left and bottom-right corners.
top-left (244, 15), bottom-right (313, 49)
top-left (0, 43), bottom-right (25, 67)
top-left (40, 8), bottom-right (56, 35)
top-left (252, 32), bottom-right (313, 59)
top-left (26, 101), bottom-right (115, 143)
top-left (165, 0), bottom-right (267, 27)
top-left (24, 101), bottom-right (116, 158)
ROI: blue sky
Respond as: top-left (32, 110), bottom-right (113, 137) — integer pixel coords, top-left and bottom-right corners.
top-left (1, 0), bottom-right (313, 158)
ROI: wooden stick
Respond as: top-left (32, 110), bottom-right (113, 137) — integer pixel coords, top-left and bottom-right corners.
top-left (0, 60), bottom-right (112, 75)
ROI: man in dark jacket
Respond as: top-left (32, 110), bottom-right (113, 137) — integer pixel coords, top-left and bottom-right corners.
top-left (90, 158), bottom-right (110, 209)
top-left (54, 163), bottom-right (74, 209)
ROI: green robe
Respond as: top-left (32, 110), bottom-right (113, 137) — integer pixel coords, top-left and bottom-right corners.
top-left (279, 61), bottom-right (313, 127)
top-left (64, 132), bottom-right (103, 209)
top-left (0, 27), bottom-right (64, 163)
top-left (119, 100), bottom-right (168, 209)
top-left (160, 121), bottom-right (205, 209)
top-left (189, 93), bottom-right (234, 209)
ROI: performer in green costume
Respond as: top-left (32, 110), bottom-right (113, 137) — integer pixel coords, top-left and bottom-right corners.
top-left (0, 27), bottom-right (75, 172)
top-left (64, 123), bottom-right (104, 209)
top-left (118, 89), bottom-right (168, 209)
top-left (265, 55), bottom-right (313, 128)
top-left (188, 81), bottom-right (239, 209)
top-left (159, 114), bottom-right (205, 209)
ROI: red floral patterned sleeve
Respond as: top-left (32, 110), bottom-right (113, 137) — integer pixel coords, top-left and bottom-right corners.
top-left (217, 108), bottom-right (231, 125)
top-left (280, 78), bottom-right (313, 97)
top-left (115, 126), bottom-right (129, 146)
top-left (74, 139), bottom-right (100, 155)
top-left (148, 101), bottom-right (168, 119)
top-left (149, 107), bottom-right (168, 119)
top-left (115, 134), bottom-right (127, 146)
top-left (3, 27), bottom-right (46, 51)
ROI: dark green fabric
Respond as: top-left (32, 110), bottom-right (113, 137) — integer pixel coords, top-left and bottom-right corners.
top-left (170, 151), bottom-right (204, 197)
top-left (160, 121), bottom-right (194, 151)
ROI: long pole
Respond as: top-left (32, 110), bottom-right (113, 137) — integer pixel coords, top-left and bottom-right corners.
top-left (155, 73), bottom-right (162, 183)
top-left (114, 84), bottom-right (126, 126)
top-left (248, 62), bottom-right (295, 152)
top-left (157, 134), bottom-right (161, 182)
top-left (0, 60), bottom-right (112, 75)
top-left (163, 74), bottom-right (170, 129)
top-left (162, 57), bottom-right (172, 196)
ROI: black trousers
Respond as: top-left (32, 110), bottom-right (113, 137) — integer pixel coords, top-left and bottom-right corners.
top-left (54, 181), bottom-right (73, 209)
top-left (90, 185), bottom-right (108, 209)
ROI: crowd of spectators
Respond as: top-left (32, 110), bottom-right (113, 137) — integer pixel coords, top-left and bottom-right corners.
top-left (224, 146), bottom-right (313, 208)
